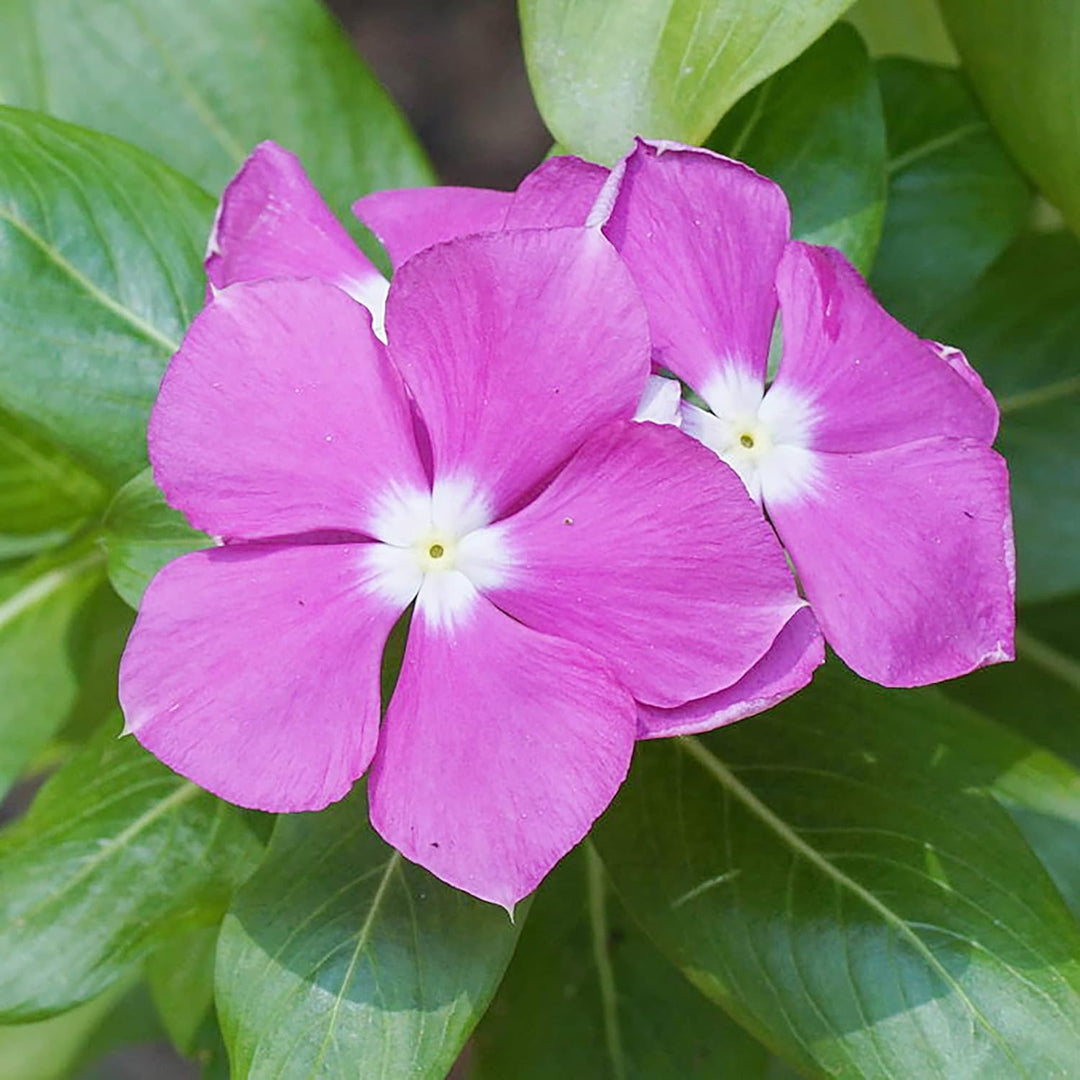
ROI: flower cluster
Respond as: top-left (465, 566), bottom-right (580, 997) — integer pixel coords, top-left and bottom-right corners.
top-left (119, 138), bottom-right (1014, 909)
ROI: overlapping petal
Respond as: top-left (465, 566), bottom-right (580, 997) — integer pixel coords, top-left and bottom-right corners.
top-left (149, 279), bottom-right (427, 541)
top-left (354, 185), bottom-right (512, 269)
top-left (369, 588), bottom-right (636, 909)
top-left (484, 421), bottom-right (805, 707)
top-left (637, 607), bottom-right (824, 738)
top-left (384, 228), bottom-right (650, 517)
top-left (119, 543), bottom-right (406, 812)
top-left (774, 243), bottom-right (999, 451)
top-left (768, 438), bottom-right (1015, 686)
top-left (504, 155), bottom-right (609, 228)
top-left (604, 140), bottom-right (790, 394)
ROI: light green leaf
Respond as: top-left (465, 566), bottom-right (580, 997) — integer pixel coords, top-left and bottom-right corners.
top-left (0, 107), bottom-right (213, 487)
top-left (927, 231), bottom-right (1080, 602)
top-left (0, 542), bottom-right (108, 799)
top-left (0, 0), bottom-right (433, 238)
top-left (708, 22), bottom-right (886, 273)
top-left (595, 663), bottom-right (1080, 1078)
top-left (468, 845), bottom-right (771, 1080)
top-left (0, 722), bottom-right (268, 1021)
top-left (869, 58), bottom-right (1031, 331)
top-left (520, 0), bottom-right (857, 165)
top-left (216, 787), bottom-right (523, 1080)
top-left (938, 0), bottom-right (1080, 238)
top-left (103, 467), bottom-right (212, 609)
top-left (845, 0), bottom-right (958, 64)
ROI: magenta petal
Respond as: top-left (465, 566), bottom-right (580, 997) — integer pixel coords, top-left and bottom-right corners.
top-left (119, 544), bottom-right (404, 811)
top-left (637, 607), bottom-right (824, 738)
top-left (769, 439), bottom-right (1016, 687)
top-left (505, 155), bottom-right (610, 229)
top-left (150, 279), bottom-right (427, 540)
top-left (369, 590), bottom-right (635, 909)
top-left (353, 185), bottom-right (512, 269)
top-left (604, 140), bottom-right (790, 393)
top-left (206, 142), bottom-right (385, 309)
top-left (484, 421), bottom-right (805, 707)
top-left (775, 243), bottom-right (999, 451)
top-left (385, 229), bottom-right (650, 516)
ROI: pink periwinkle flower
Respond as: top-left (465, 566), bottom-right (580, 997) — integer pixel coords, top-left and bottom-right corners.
top-left (359, 140), bottom-right (1017, 690)
top-left (119, 146), bottom-right (808, 909)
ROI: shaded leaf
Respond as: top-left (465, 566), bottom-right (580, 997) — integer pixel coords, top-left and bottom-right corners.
top-left (845, 0), bottom-right (958, 64)
top-left (708, 22), bottom-right (886, 273)
top-left (520, 0), bottom-right (856, 165)
top-left (0, 722), bottom-right (268, 1021)
top-left (216, 787), bottom-right (522, 1080)
top-left (595, 663), bottom-right (1080, 1078)
top-left (870, 58), bottom-right (1031, 330)
top-left (0, 107), bottom-right (212, 486)
top-left (146, 925), bottom-right (218, 1056)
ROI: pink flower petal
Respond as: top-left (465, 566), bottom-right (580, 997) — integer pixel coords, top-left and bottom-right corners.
top-left (384, 229), bottom-right (650, 517)
top-left (604, 140), bottom-right (790, 394)
top-left (150, 279), bottom-right (427, 540)
top-left (206, 142), bottom-right (386, 316)
top-left (483, 421), bottom-right (805, 707)
top-left (353, 185), bottom-right (512, 269)
top-left (119, 543), bottom-right (406, 812)
top-left (769, 438), bottom-right (1016, 686)
top-left (637, 607), bottom-right (824, 738)
top-left (775, 243), bottom-right (999, 451)
top-left (369, 588), bottom-right (636, 909)
top-left (504, 155), bottom-right (610, 228)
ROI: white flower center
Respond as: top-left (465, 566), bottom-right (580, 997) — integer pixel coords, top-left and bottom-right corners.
top-left (364, 478), bottom-right (511, 627)
top-left (681, 364), bottom-right (821, 505)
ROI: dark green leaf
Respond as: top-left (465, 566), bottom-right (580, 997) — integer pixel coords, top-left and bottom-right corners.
top-left (0, 0), bottom-right (433, 241)
top-left (520, 0), bottom-right (857, 165)
top-left (0, 722), bottom-right (267, 1021)
top-left (927, 231), bottom-right (1080, 602)
top-left (595, 663), bottom-right (1080, 1078)
top-left (469, 845), bottom-right (770, 1079)
top-left (938, 0), bottom-right (1080, 237)
top-left (216, 787), bottom-right (522, 1080)
top-left (869, 58), bottom-right (1031, 330)
top-left (103, 468), bottom-right (212, 609)
top-left (0, 107), bottom-right (213, 486)
top-left (146, 925), bottom-right (218, 1056)
top-left (708, 22), bottom-right (886, 273)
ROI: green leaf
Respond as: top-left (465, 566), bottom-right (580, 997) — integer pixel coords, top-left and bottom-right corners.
top-left (103, 468), bottom-right (212, 609)
top-left (468, 845), bottom-right (771, 1080)
top-left (146, 925), bottom-right (218, 1056)
top-left (595, 663), bottom-right (1080, 1078)
top-left (0, 404), bottom-right (106, 561)
top-left (0, 107), bottom-right (213, 487)
top-left (519, 0), bottom-right (858, 165)
top-left (0, 542), bottom-right (108, 798)
top-left (0, 722), bottom-right (267, 1021)
top-left (707, 22), bottom-right (886, 274)
top-left (845, 0), bottom-right (958, 64)
top-left (0, 0), bottom-right (433, 236)
top-left (868, 59), bottom-right (1031, 331)
top-left (926, 231), bottom-right (1080, 602)
top-left (216, 787), bottom-right (522, 1080)
top-left (938, 0), bottom-right (1080, 237)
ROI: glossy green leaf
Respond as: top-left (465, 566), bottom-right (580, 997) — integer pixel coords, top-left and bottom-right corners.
top-left (0, 405), bottom-right (106, 561)
top-left (0, 543), bottom-right (108, 798)
top-left (216, 787), bottom-right (522, 1080)
top-left (708, 22), bottom-right (886, 273)
top-left (520, 0), bottom-right (857, 165)
top-left (103, 468), bottom-right (212, 609)
top-left (869, 59), bottom-right (1031, 331)
top-left (938, 0), bottom-right (1080, 237)
top-left (0, 107), bottom-right (212, 487)
top-left (0, 722), bottom-right (267, 1021)
top-left (845, 0), bottom-right (958, 64)
top-left (0, 0), bottom-right (432, 235)
top-left (468, 845), bottom-right (770, 1079)
top-left (927, 231), bottom-right (1080, 602)
top-left (146, 925), bottom-right (218, 1056)
top-left (595, 663), bottom-right (1080, 1078)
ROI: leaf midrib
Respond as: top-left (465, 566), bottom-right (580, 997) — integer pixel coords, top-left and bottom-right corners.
top-left (0, 548), bottom-right (103, 632)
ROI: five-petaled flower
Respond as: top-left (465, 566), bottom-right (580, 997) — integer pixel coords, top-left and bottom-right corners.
top-left (119, 147), bottom-right (807, 909)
